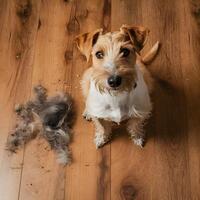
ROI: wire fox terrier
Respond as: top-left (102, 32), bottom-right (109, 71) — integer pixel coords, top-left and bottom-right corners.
top-left (75, 25), bottom-right (159, 148)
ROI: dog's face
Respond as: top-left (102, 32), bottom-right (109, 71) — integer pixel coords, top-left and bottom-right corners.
top-left (75, 25), bottom-right (149, 93)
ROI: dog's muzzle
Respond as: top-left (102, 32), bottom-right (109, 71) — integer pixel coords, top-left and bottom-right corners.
top-left (107, 75), bottom-right (122, 88)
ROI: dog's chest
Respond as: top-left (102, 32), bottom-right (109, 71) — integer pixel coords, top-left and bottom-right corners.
top-left (86, 66), bottom-right (152, 123)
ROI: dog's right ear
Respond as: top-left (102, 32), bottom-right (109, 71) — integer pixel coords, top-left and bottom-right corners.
top-left (75, 29), bottom-right (103, 62)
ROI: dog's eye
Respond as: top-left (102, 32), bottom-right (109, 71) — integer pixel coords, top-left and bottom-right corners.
top-left (120, 48), bottom-right (130, 57)
top-left (95, 51), bottom-right (104, 59)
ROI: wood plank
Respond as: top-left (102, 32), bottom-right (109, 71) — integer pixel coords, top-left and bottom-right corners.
top-left (111, 2), bottom-right (153, 199)
top-left (0, 0), bottom-right (41, 199)
top-left (0, 0), bottom-right (13, 163)
top-left (0, 2), bottom-right (25, 200)
top-left (65, 0), bottom-right (111, 200)
top-left (179, 0), bottom-right (200, 199)
top-left (111, 0), bottom-right (192, 199)
top-left (18, 1), bottom-right (73, 200)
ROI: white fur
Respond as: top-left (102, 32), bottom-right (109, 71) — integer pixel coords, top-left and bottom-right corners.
top-left (103, 61), bottom-right (116, 70)
top-left (85, 64), bottom-right (152, 123)
top-left (133, 137), bottom-right (144, 147)
top-left (94, 134), bottom-right (110, 148)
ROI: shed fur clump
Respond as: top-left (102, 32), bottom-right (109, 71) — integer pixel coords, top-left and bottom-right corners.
top-left (7, 85), bottom-right (74, 165)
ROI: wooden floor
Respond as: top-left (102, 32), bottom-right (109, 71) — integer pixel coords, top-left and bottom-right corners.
top-left (0, 0), bottom-right (200, 199)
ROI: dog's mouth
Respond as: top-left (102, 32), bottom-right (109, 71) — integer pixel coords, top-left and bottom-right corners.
top-left (106, 84), bottom-right (122, 92)
top-left (106, 79), bottom-right (137, 92)
top-left (110, 86), bottom-right (120, 90)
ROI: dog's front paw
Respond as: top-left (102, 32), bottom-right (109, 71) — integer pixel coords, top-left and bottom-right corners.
top-left (82, 110), bottom-right (92, 121)
top-left (94, 134), bottom-right (110, 149)
top-left (132, 136), bottom-right (145, 148)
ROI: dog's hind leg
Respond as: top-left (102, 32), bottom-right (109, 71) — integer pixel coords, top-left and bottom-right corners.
top-left (93, 118), bottom-right (112, 148)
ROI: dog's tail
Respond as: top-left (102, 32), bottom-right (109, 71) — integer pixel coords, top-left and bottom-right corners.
top-left (141, 41), bottom-right (160, 65)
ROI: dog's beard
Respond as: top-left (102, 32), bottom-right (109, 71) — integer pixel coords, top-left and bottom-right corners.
top-left (92, 66), bottom-right (136, 94)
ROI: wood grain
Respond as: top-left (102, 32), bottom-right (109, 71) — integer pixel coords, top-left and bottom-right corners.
top-left (0, 0), bottom-right (200, 199)
top-left (65, 1), bottom-right (111, 199)
top-left (0, 1), bottom-right (41, 200)
top-left (18, 1), bottom-right (73, 200)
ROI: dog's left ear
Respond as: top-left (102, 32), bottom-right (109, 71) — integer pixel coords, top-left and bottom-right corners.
top-left (120, 25), bottom-right (149, 52)
top-left (75, 28), bottom-right (103, 62)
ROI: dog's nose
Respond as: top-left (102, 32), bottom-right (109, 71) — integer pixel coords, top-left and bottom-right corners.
top-left (107, 75), bottom-right (122, 88)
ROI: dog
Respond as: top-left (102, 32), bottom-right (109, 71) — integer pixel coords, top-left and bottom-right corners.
top-left (75, 25), bottom-right (159, 148)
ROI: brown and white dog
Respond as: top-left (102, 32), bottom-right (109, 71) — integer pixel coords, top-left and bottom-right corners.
top-left (75, 25), bottom-right (159, 148)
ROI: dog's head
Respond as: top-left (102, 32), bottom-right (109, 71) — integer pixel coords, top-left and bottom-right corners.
top-left (75, 25), bottom-right (149, 93)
